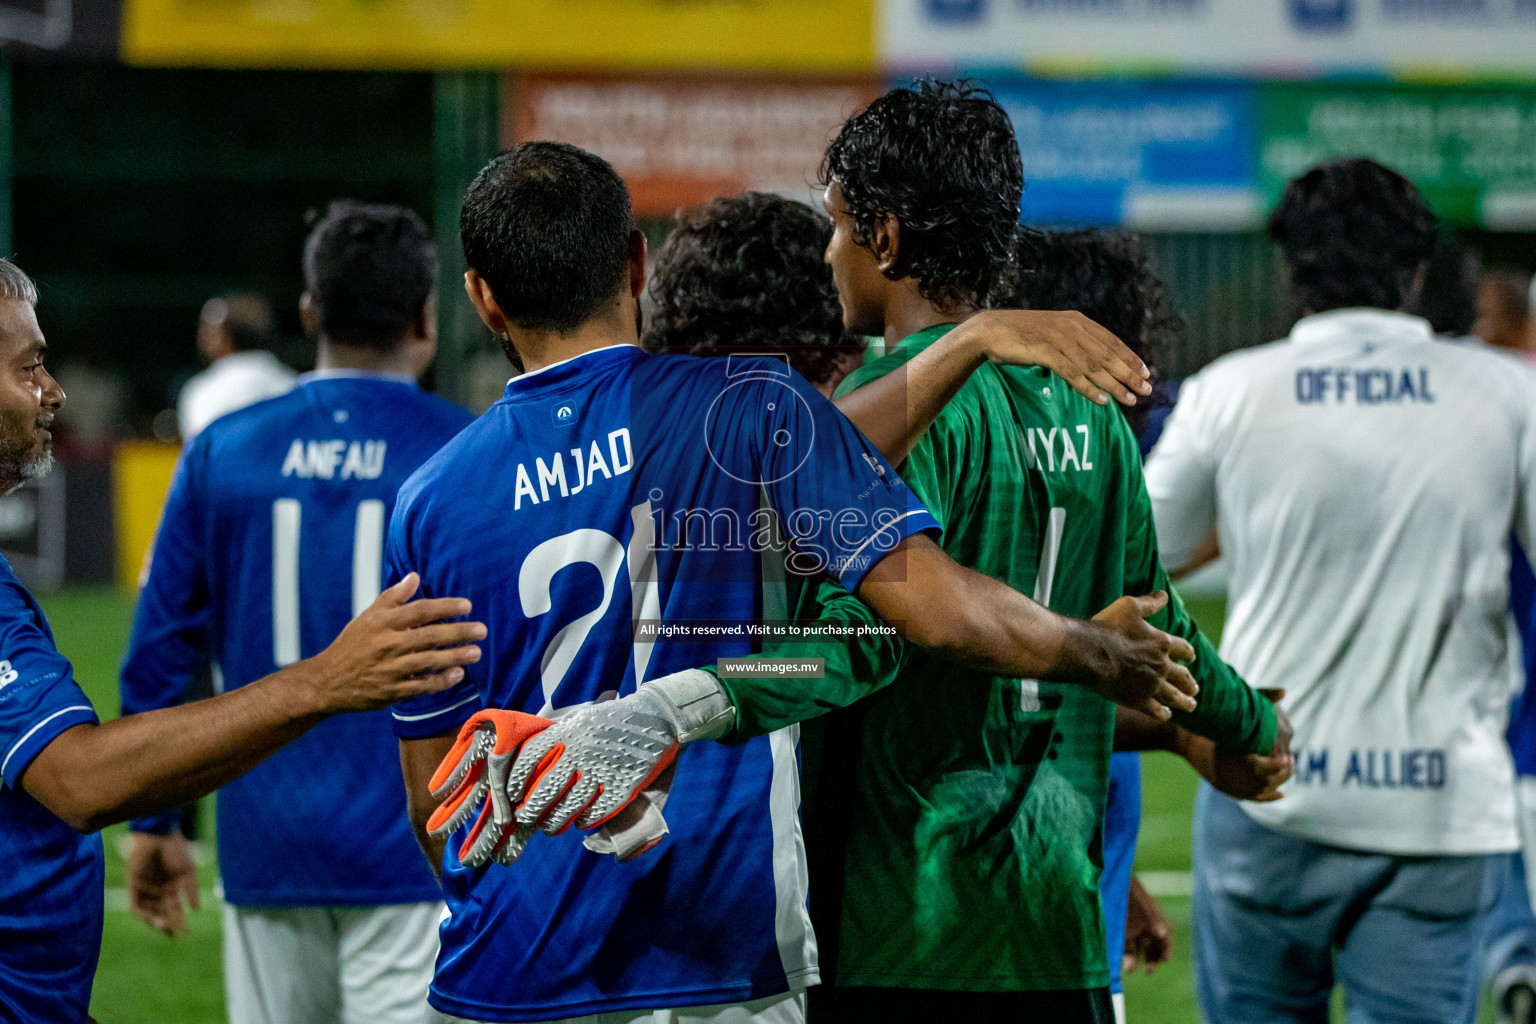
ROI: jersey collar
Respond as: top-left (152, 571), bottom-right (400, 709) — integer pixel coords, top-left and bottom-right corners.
top-left (503, 344), bottom-right (641, 397)
top-left (297, 369), bottom-right (416, 386)
top-left (1288, 309), bottom-right (1435, 348)
top-left (891, 323), bottom-right (958, 357)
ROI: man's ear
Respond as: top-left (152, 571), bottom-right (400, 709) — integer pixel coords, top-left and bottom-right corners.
top-left (872, 213), bottom-right (901, 278)
top-left (463, 270), bottom-right (509, 336)
top-left (627, 230), bottom-right (648, 299)
top-left (298, 292), bottom-right (321, 339)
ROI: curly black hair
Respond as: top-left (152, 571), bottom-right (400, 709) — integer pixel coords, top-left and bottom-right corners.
top-left (1269, 158), bottom-right (1439, 317)
top-left (821, 79), bottom-right (1023, 311)
top-left (303, 201), bottom-right (436, 351)
top-left (644, 192), bottom-right (864, 388)
top-left (996, 226), bottom-right (1182, 434)
top-left (1415, 230), bottom-right (1480, 337)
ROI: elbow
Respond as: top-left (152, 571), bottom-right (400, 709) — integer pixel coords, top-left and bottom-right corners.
top-left (51, 786), bottom-right (115, 835)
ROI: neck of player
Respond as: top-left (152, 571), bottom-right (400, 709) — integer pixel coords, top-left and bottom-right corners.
top-left (506, 296), bottom-right (641, 375)
top-left (315, 338), bottom-right (422, 378)
top-left (881, 279), bottom-right (976, 351)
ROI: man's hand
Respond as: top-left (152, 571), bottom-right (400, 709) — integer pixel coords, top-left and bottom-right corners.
top-left (300, 573), bottom-right (485, 715)
top-left (952, 308), bottom-right (1152, 407)
top-left (128, 831), bottom-right (200, 937)
top-left (1123, 876), bottom-right (1173, 976)
top-left (1174, 688), bottom-right (1294, 802)
top-left (1090, 592), bottom-right (1199, 720)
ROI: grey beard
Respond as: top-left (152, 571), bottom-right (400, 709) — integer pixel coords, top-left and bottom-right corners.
top-left (0, 449), bottom-right (53, 496)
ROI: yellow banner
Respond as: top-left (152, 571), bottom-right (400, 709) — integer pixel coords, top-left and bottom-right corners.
top-left (122, 0), bottom-right (874, 73)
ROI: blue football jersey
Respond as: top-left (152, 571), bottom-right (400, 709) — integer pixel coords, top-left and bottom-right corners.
top-left (0, 555), bottom-right (104, 1022)
top-left (120, 372), bottom-right (472, 906)
top-left (388, 345), bottom-right (937, 1022)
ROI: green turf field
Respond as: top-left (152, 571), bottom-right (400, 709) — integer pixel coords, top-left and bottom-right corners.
top-left (36, 587), bottom-right (1491, 1023)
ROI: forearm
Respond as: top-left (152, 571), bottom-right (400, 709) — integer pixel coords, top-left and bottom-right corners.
top-left (717, 581), bottom-right (910, 739)
top-left (834, 329), bottom-right (985, 466)
top-left (400, 734), bottom-right (456, 879)
top-left (857, 537), bottom-right (1120, 684)
top-left (1157, 589), bottom-right (1275, 754)
top-left (26, 663), bottom-right (327, 833)
top-left (1114, 705), bottom-right (1179, 752)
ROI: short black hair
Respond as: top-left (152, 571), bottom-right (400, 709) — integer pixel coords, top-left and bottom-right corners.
top-left (1269, 158), bottom-right (1438, 316)
top-left (1415, 231), bottom-right (1480, 337)
top-left (644, 192), bottom-right (863, 388)
top-left (461, 142), bottom-right (634, 335)
top-left (821, 79), bottom-right (1023, 310)
top-left (303, 201), bottom-right (436, 351)
top-left (998, 226), bottom-right (1182, 434)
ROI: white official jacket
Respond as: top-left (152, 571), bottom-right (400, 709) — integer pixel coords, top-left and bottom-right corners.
top-left (1147, 308), bottom-right (1536, 856)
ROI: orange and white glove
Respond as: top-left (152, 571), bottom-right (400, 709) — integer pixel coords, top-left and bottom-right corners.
top-left (505, 670), bottom-right (733, 862)
top-left (427, 709), bottom-right (553, 867)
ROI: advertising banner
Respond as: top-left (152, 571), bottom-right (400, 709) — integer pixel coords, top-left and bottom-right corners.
top-left (1261, 85), bottom-right (1536, 227)
top-left (885, 0), bottom-right (1536, 78)
top-left (993, 79), bottom-right (1260, 228)
top-left (508, 74), bottom-right (883, 218)
top-left (121, 0), bottom-right (874, 72)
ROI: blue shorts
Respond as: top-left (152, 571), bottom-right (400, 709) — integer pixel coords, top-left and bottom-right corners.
top-left (1102, 752), bottom-right (1142, 996)
top-left (1192, 783), bottom-right (1497, 1024)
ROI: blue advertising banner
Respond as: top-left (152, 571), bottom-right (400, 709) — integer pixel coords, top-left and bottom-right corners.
top-left (884, 0), bottom-right (1536, 79)
top-left (987, 79), bottom-right (1261, 229)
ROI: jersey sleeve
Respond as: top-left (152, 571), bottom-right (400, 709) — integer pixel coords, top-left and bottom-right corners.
top-left (0, 582), bottom-right (97, 791)
top-left (744, 367), bottom-right (940, 591)
top-left (718, 575), bottom-right (911, 740)
top-left (1120, 422), bottom-right (1277, 755)
top-left (1143, 369), bottom-right (1221, 570)
top-left (385, 496), bottom-right (483, 740)
top-left (119, 442), bottom-right (214, 833)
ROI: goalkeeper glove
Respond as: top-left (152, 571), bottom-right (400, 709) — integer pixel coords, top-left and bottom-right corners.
top-left (504, 670), bottom-right (733, 859)
top-left (428, 709), bottom-right (553, 867)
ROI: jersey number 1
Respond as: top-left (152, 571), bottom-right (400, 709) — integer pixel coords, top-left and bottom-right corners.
top-left (1020, 507), bottom-right (1066, 712)
top-left (271, 498), bottom-right (386, 666)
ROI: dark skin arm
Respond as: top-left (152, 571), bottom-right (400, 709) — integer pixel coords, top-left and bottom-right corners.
top-left (857, 533), bottom-right (1198, 720)
top-left (836, 308), bottom-right (1151, 466)
top-left (402, 731), bottom-right (458, 879)
top-left (1114, 691), bottom-right (1295, 801)
top-left (23, 575), bottom-right (485, 834)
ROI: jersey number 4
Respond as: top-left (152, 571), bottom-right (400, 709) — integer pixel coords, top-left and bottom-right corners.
top-left (271, 498), bottom-right (386, 666)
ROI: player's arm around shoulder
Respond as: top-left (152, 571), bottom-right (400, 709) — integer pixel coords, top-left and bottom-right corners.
top-left (23, 574), bottom-right (484, 834)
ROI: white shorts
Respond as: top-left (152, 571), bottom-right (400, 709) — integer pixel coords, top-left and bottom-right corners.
top-left (223, 900), bottom-right (450, 1024)
top-left (446, 988), bottom-right (806, 1024)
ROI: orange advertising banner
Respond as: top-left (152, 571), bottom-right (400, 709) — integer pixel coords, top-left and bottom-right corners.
top-left (508, 73), bottom-right (882, 217)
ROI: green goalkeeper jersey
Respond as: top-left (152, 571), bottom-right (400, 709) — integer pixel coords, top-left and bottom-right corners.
top-left (717, 324), bottom-right (1276, 992)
